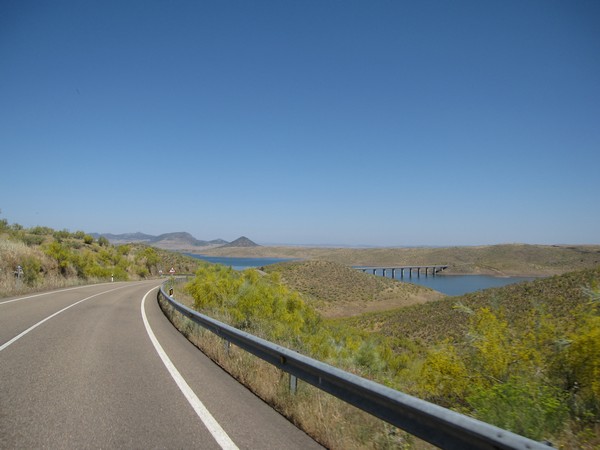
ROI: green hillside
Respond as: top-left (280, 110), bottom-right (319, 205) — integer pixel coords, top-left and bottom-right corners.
top-left (338, 266), bottom-right (600, 446)
top-left (342, 265), bottom-right (600, 345)
top-left (262, 260), bottom-right (443, 317)
top-left (0, 220), bottom-right (200, 297)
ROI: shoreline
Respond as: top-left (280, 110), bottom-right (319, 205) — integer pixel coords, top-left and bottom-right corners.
top-left (178, 242), bottom-right (600, 279)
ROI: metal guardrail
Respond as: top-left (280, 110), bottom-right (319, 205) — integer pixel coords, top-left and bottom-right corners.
top-left (158, 285), bottom-right (551, 450)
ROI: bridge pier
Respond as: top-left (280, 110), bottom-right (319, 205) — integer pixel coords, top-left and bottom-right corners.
top-left (356, 265), bottom-right (448, 279)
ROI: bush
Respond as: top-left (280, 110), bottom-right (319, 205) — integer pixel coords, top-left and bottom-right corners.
top-left (44, 241), bottom-right (73, 275)
top-left (419, 341), bottom-right (470, 407)
top-left (117, 244), bottom-right (131, 256)
top-left (560, 286), bottom-right (600, 419)
top-left (53, 229), bottom-right (71, 240)
top-left (30, 226), bottom-right (54, 235)
top-left (20, 234), bottom-right (45, 247)
top-left (468, 376), bottom-right (568, 440)
top-left (415, 287), bottom-right (600, 444)
top-left (73, 231), bottom-right (86, 239)
top-left (21, 256), bottom-right (42, 286)
top-left (184, 264), bottom-right (406, 382)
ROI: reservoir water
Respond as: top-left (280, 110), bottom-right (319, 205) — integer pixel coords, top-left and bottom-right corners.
top-left (186, 254), bottom-right (536, 296)
top-left (185, 254), bottom-right (294, 271)
top-left (379, 274), bottom-right (536, 296)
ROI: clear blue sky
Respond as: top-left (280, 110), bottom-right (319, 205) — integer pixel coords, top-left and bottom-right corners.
top-left (1, 1), bottom-right (599, 246)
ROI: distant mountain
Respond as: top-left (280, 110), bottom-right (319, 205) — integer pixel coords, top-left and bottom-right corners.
top-left (92, 232), bottom-right (256, 251)
top-left (91, 232), bottom-right (155, 244)
top-left (151, 232), bottom-right (209, 249)
top-left (220, 236), bottom-right (259, 248)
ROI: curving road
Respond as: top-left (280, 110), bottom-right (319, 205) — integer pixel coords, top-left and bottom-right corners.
top-left (0, 281), bottom-right (322, 449)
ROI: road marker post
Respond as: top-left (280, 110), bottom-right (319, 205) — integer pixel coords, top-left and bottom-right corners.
top-left (15, 265), bottom-right (23, 289)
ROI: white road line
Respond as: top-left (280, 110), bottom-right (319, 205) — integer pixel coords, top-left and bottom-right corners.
top-left (0, 285), bottom-right (127, 352)
top-left (0, 283), bottom-right (114, 306)
top-left (141, 287), bottom-right (239, 450)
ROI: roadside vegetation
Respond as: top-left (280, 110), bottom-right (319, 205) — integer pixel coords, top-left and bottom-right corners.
top-left (0, 218), bottom-right (199, 297)
top-left (164, 262), bottom-right (600, 449)
top-left (166, 264), bottom-right (422, 449)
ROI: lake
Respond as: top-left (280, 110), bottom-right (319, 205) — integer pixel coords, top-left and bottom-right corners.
top-left (377, 273), bottom-right (536, 296)
top-left (185, 254), bottom-right (294, 271)
top-left (186, 254), bottom-right (536, 296)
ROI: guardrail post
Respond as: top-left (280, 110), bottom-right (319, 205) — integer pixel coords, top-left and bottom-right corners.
top-left (289, 374), bottom-right (298, 395)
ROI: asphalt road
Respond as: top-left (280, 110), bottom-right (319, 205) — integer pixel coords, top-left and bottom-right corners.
top-left (0, 281), bottom-right (323, 449)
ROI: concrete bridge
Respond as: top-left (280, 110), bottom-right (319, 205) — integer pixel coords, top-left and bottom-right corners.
top-left (355, 265), bottom-right (449, 279)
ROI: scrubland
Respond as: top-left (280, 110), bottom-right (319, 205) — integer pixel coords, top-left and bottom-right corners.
top-left (164, 260), bottom-right (600, 449)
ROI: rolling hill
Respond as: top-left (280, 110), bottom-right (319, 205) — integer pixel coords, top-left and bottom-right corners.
top-left (342, 264), bottom-right (600, 345)
top-left (263, 260), bottom-right (442, 317)
top-left (220, 236), bottom-right (259, 248)
top-left (198, 243), bottom-right (600, 277)
top-left (92, 231), bottom-right (239, 250)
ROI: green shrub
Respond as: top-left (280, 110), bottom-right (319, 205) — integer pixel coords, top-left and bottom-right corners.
top-left (136, 265), bottom-right (149, 278)
top-left (44, 241), bottom-right (73, 275)
top-left (20, 234), bottom-right (45, 247)
top-left (468, 376), bottom-right (568, 440)
top-left (117, 244), bottom-right (131, 256)
top-left (415, 286), bottom-right (600, 443)
top-left (559, 286), bottom-right (600, 419)
top-left (184, 264), bottom-right (404, 381)
top-left (21, 256), bottom-right (42, 286)
top-left (419, 341), bottom-right (470, 406)
top-left (53, 229), bottom-right (71, 240)
top-left (112, 266), bottom-right (129, 281)
top-left (30, 226), bottom-right (54, 235)
top-left (73, 231), bottom-right (86, 239)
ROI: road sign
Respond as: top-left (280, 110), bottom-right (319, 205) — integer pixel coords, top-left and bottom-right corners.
top-left (169, 267), bottom-right (175, 275)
